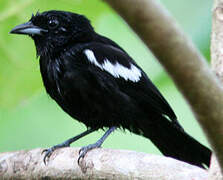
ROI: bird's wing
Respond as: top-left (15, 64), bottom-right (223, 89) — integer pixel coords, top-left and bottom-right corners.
top-left (80, 42), bottom-right (178, 123)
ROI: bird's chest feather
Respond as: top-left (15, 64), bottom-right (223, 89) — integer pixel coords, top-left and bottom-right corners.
top-left (39, 52), bottom-right (94, 124)
top-left (39, 55), bottom-right (64, 100)
top-left (39, 47), bottom-right (85, 100)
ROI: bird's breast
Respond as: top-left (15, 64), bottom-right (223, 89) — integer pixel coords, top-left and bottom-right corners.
top-left (39, 55), bottom-right (64, 100)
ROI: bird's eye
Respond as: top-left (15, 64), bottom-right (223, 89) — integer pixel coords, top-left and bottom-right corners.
top-left (48, 19), bottom-right (59, 29)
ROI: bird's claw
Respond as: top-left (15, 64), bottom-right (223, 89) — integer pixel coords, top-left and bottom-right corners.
top-left (78, 143), bottom-right (101, 164)
top-left (41, 141), bottom-right (71, 165)
top-left (42, 147), bottom-right (55, 165)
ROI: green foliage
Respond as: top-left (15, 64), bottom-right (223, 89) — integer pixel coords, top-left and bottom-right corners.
top-left (0, 0), bottom-right (211, 153)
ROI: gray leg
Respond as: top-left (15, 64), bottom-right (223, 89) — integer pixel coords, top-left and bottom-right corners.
top-left (78, 126), bottom-right (116, 164)
top-left (42, 128), bottom-right (95, 164)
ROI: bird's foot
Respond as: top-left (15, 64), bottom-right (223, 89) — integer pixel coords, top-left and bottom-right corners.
top-left (78, 141), bottom-right (101, 164)
top-left (77, 127), bottom-right (116, 164)
top-left (42, 141), bottom-right (70, 165)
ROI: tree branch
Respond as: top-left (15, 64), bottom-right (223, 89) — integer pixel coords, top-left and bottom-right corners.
top-left (212, 0), bottom-right (223, 83)
top-left (103, 0), bottom-right (223, 170)
top-left (0, 148), bottom-right (207, 179)
top-left (207, 0), bottom-right (223, 179)
top-left (208, 155), bottom-right (223, 180)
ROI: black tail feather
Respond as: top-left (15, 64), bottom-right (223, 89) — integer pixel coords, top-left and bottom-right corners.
top-left (135, 116), bottom-right (211, 168)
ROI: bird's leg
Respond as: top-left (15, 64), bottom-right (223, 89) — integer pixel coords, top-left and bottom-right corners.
top-left (42, 128), bottom-right (96, 164)
top-left (78, 126), bottom-right (116, 164)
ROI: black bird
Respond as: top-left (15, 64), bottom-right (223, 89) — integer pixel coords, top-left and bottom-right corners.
top-left (10, 10), bottom-right (211, 168)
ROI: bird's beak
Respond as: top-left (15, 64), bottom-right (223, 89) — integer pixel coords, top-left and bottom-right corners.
top-left (10, 21), bottom-right (48, 36)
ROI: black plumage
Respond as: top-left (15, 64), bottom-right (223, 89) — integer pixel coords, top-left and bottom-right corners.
top-left (10, 10), bottom-right (211, 168)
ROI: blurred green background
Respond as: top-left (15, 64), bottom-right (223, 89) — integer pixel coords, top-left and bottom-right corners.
top-left (0, 0), bottom-right (212, 155)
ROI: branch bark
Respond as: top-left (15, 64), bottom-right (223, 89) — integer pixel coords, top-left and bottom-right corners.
top-left (207, 0), bottom-right (223, 179)
top-left (0, 148), bottom-right (207, 180)
top-left (212, 0), bottom-right (223, 83)
top-left (103, 0), bottom-right (223, 171)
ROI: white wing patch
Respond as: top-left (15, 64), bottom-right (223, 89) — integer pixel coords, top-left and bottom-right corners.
top-left (84, 49), bottom-right (142, 82)
top-left (84, 49), bottom-right (101, 67)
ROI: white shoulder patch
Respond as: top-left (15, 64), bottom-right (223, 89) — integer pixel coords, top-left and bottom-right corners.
top-left (84, 49), bottom-right (142, 82)
top-left (84, 49), bottom-right (101, 68)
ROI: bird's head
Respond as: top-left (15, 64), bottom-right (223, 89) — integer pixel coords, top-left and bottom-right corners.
top-left (10, 10), bottom-right (95, 56)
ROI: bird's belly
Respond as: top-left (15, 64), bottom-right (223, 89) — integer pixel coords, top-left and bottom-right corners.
top-left (42, 70), bottom-right (143, 130)
top-left (53, 89), bottom-right (121, 129)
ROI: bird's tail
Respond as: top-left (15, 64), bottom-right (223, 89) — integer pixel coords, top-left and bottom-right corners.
top-left (135, 115), bottom-right (211, 168)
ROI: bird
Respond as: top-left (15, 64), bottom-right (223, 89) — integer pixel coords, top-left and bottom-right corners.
top-left (10, 10), bottom-right (211, 168)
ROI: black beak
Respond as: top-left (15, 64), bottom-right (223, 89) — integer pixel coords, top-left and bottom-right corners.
top-left (10, 21), bottom-right (48, 36)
